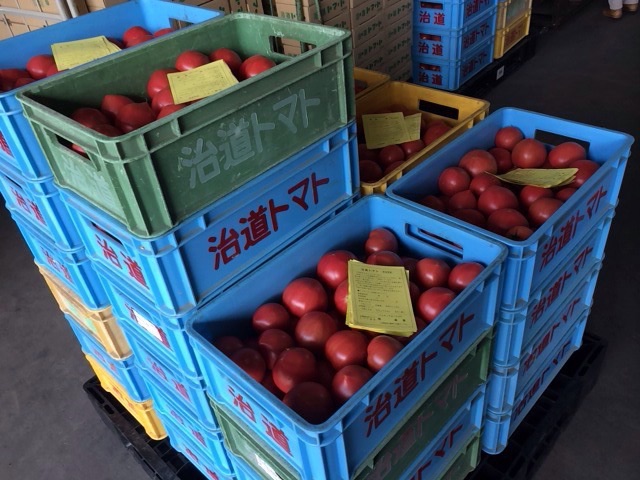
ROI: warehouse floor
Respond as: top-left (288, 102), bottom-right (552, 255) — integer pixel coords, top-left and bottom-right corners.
top-left (1, 3), bottom-right (639, 480)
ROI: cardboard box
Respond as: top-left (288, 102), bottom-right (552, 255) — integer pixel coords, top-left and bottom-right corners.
top-left (9, 21), bottom-right (29, 36)
top-left (3, 13), bottom-right (24, 24)
top-left (352, 13), bottom-right (383, 48)
top-left (24, 15), bottom-right (47, 27)
top-left (350, 0), bottom-right (383, 27)
top-left (199, 0), bottom-right (231, 14)
top-left (17, 0), bottom-right (88, 15)
top-left (357, 49), bottom-right (385, 70)
top-left (245, 0), bottom-right (264, 13)
top-left (274, 1), bottom-right (320, 23)
top-left (384, 48), bottom-right (411, 77)
top-left (385, 28), bottom-right (411, 57)
top-left (0, 0), bottom-right (19, 8)
top-left (383, 0), bottom-right (411, 24)
top-left (275, 0), bottom-right (347, 22)
top-left (0, 18), bottom-right (12, 40)
top-left (385, 14), bottom-right (411, 44)
top-left (353, 33), bottom-right (384, 67)
top-left (84, 0), bottom-right (126, 9)
top-left (325, 8), bottom-right (350, 29)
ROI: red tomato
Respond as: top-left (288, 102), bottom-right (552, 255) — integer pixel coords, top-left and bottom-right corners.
top-left (157, 104), bottom-right (186, 119)
top-left (316, 359), bottom-right (336, 390)
top-left (366, 251), bottom-right (403, 266)
top-left (101, 94), bottom-right (133, 121)
top-left (244, 336), bottom-right (260, 350)
top-left (418, 287), bottom-right (456, 323)
top-left (126, 35), bottom-right (153, 47)
top-left (239, 54), bottom-right (276, 80)
top-left (123, 26), bottom-right (151, 44)
top-left (359, 160), bottom-right (383, 183)
top-left (548, 142), bottom-right (586, 168)
top-left (409, 281), bottom-right (421, 306)
top-left (151, 88), bottom-right (176, 112)
top-left (451, 209), bottom-right (486, 228)
top-left (282, 278), bottom-right (328, 317)
top-left (367, 335), bottom-right (403, 372)
top-left (210, 47), bottom-right (243, 75)
top-left (332, 365), bottom-right (373, 404)
top-left (378, 145), bottom-right (406, 168)
top-left (487, 208), bottom-right (530, 235)
top-left (529, 197), bottom-right (564, 227)
top-left (494, 126), bottom-right (524, 151)
top-left (489, 147), bottom-right (513, 173)
top-left (317, 250), bottom-right (357, 289)
top-left (422, 122), bottom-right (451, 145)
top-left (438, 167), bottom-right (471, 197)
top-left (419, 194), bottom-right (446, 212)
top-left (478, 186), bottom-right (519, 216)
top-left (458, 149), bottom-right (498, 177)
top-left (505, 225), bottom-right (534, 240)
top-left (403, 316), bottom-right (428, 344)
top-left (284, 382), bottom-right (334, 424)
top-left (261, 372), bottom-right (284, 399)
top-left (519, 185), bottom-right (554, 209)
top-left (568, 160), bottom-right (599, 188)
top-left (46, 64), bottom-right (60, 77)
top-left (230, 348), bottom-right (266, 383)
top-left (92, 124), bottom-right (122, 137)
top-left (416, 258), bottom-right (451, 289)
top-left (384, 161), bottom-right (405, 176)
top-left (71, 108), bottom-right (110, 129)
top-left (400, 139), bottom-right (425, 157)
top-left (272, 347), bottom-right (317, 393)
top-left (469, 173), bottom-right (501, 196)
top-left (333, 280), bottom-right (349, 315)
top-left (146, 68), bottom-right (178, 98)
top-left (116, 102), bottom-right (156, 133)
top-left (365, 228), bottom-right (398, 255)
top-left (325, 330), bottom-right (369, 370)
top-left (153, 27), bottom-right (175, 37)
top-left (555, 187), bottom-right (577, 201)
top-left (26, 54), bottom-right (55, 80)
top-left (295, 312), bottom-right (339, 353)
top-left (448, 262), bottom-right (484, 293)
top-left (258, 329), bottom-right (295, 369)
top-left (252, 303), bottom-right (291, 332)
top-left (212, 335), bottom-right (243, 357)
top-left (402, 257), bottom-right (419, 282)
top-left (512, 139), bottom-right (547, 168)
top-left (448, 190), bottom-right (477, 212)
top-left (358, 144), bottom-right (379, 161)
top-left (175, 50), bottom-right (209, 71)
top-left (14, 77), bottom-right (35, 87)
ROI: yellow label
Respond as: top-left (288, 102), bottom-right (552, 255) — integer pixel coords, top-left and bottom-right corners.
top-left (167, 60), bottom-right (238, 104)
top-left (404, 113), bottom-right (422, 142)
top-left (51, 36), bottom-right (120, 70)
top-left (495, 168), bottom-right (578, 188)
top-left (363, 112), bottom-right (412, 149)
top-left (345, 260), bottom-right (416, 336)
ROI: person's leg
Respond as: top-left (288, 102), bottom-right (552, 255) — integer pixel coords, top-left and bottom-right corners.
top-left (604, 0), bottom-right (624, 17)
top-left (622, 0), bottom-right (638, 12)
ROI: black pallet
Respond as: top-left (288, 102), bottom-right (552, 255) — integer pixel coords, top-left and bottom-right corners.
top-left (83, 379), bottom-right (206, 480)
top-left (466, 331), bottom-right (607, 480)
top-left (532, 0), bottom-right (595, 28)
top-left (454, 34), bottom-right (538, 99)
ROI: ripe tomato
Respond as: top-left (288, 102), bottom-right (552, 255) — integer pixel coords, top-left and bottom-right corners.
top-left (261, 372), bottom-right (284, 399)
top-left (273, 347), bottom-right (316, 393)
top-left (282, 278), bottom-right (328, 317)
top-left (317, 250), bottom-right (357, 289)
top-left (519, 185), bottom-right (554, 209)
top-left (146, 68), bottom-right (178, 98)
top-left (175, 50), bottom-right (209, 71)
top-left (422, 122), bottom-right (451, 145)
top-left (151, 88), bottom-right (176, 112)
top-left (153, 27), bottom-right (175, 37)
top-left (448, 190), bottom-right (477, 212)
top-left (512, 139), bottom-right (547, 168)
top-left (409, 281), bottom-right (421, 306)
top-left (157, 104), bottom-right (186, 119)
top-left (92, 124), bottom-right (122, 137)
top-left (451, 209), bottom-right (486, 228)
top-left (101, 94), bottom-right (133, 121)
top-left (494, 126), bottom-right (524, 151)
top-left (367, 335), bottom-right (404, 372)
top-left (244, 336), bottom-right (260, 350)
top-left (239, 54), bottom-right (276, 80)
top-left (378, 145), bottom-right (406, 168)
top-left (116, 102), bottom-right (156, 133)
top-left (325, 330), bottom-right (369, 370)
top-left (416, 258), bottom-right (451, 289)
top-left (26, 54), bottom-right (55, 80)
top-left (359, 160), bottom-right (383, 183)
top-left (402, 257), bottom-right (419, 282)
top-left (400, 139), bottom-right (425, 157)
top-left (365, 228), bottom-right (399, 255)
top-left (212, 335), bottom-right (243, 357)
top-left (284, 382), bottom-right (334, 424)
top-left (384, 161), bottom-right (405, 176)
top-left (358, 144), bottom-right (379, 161)
top-left (459, 149), bottom-right (498, 177)
top-left (123, 26), bottom-right (151, 45)
top-left (258, 329), bottom-right (295, 369)
top-left (505, 225), bottom-right (534, 240)
top-left (438, 167), bottom-right (471, 197)
top-left (478, 186), bottom-right (519, 216)
top-left (230, 348), bottom-right (266, 383)
top-left (470, 173), bottom-right (502, 196)
top-left (332, 365), bottom-right (373, 404)
top-left (529, 197), bottom-right (564, 227)
top-left (333, 280), bottom-right (349, 315)
top-left (0, 69), bottom-right (29, 90)
top-left (555, 187), bottom-right (577, 201)
top-left (489, 147), bottom-right (513, 173)
top-left (14, 77), bottom-right (35, 87)
top-left (419, 194), bottom-right (446, 212)
top-left (46, 64), bottom-right (60, 77)
top-left (316, 359), bottom-right (336, 390)
top-left (418, 287), bottom-right (456, 323)
top-left (125, 34), bottom-right (153, 47)
top-left (71, 108), bottom-right (110, 129)
top-left (487, 208), bottom-right (529, 236)
top-left (548, 142), bottom-right (586, 168)
top-left (366, 251), bottom-right (403, 266)
top-left (295, 312), bottom-right (339, 353)
top-left (448, 262), bottom-right (483, 293)
top-left (252, 303), bottom-right (291, 332)
top-left (210, 47), bottom-right (243, 75)
top-left (568, 160), bottom-right (599, 188)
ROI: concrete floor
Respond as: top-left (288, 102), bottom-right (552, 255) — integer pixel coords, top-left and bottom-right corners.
top-left (1, 3), bottom-right (639, 479)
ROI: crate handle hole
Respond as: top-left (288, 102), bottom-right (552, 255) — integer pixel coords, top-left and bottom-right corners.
top-left (418, 63), bottom-right (441, 72)
top-left (420, 2), bottom-right (444, 9)
top-left (419, 33), bottom-right (442, 42)
top-left (90, 221), bottom-right (123, 246)
top-left (418, 100), bottom-right (460, 121)
top-left (270, 36), bottom-right (316, 56)
top-left (534, 129), bottom-right (591, 153)
top-left (170, 18), bottom-right (193, 30)
top-left (406, 225), bottom-right (464, 258)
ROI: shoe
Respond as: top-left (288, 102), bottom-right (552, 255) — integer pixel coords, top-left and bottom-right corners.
top-left (602, 7), bottom-right (623, 18)
top-left (623, 3), bottom-right (638, 12)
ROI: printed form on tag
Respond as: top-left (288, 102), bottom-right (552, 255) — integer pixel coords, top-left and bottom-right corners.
top-left (404, 113), bottom-right (423, 142)
top-left (346, 260), bottom-right (416, 336)
top-left (363, 112), bottom-right (413, 150)
top-left (168, 60), bottom-right (238, 104)
top-left (495, 168), bottom-right (578, 188)
top-left (52, 36), bottom-right (121, 70)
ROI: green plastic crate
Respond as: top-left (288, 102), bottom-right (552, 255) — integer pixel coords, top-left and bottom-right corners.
top-left (436, 433), bottom-right (481, 480)
top-left (18, 13), bottom-right (354, 237)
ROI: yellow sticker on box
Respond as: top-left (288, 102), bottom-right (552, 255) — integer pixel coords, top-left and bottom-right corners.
top-left (52, 36), bottom-right (120, 70)
top-left (168, 60), bottom-right (238, 104)
top-left (495, 168), bottom-right (578, 188)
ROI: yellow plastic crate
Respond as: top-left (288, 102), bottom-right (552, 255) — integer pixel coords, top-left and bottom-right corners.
top-left (354, 67), bottom-right (390, 100)
top-left (494, 11), bottom-right (532, 59)
top-left (39, 265), bottom-right (131, 359)
top-left (496, 0), bottom-right (533, 31)
top-left (356, 81), bottom-right (490, 195)
top-left (85, 354), bottom-right (167, 441)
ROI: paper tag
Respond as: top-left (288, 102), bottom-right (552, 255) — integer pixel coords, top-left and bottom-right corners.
top-left (495, 168), bottom-right (578, 188)
top-left (346, 260), bottom-right (416, 336)
top-left (363, 113), bottom-right (412, 149)
top-left (52, 36), bottom-right (120, 70)
top-left (404, 113), bottom-right (423, 142)
top-left (255, 454), bottom-right (282, 480)
top-left (168, 60), bottom-right (238, 104)
top-left (129, 306), bottom-right (165, 345)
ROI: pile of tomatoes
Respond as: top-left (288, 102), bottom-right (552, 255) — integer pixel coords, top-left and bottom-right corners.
top-left (357, 114), bottom-right (453, 183)
top-left (418, 126), bottom-right (600, 240)
top-left (0, 26), bottom-right (175, 93)
top-left (212, 228), bottom-right (484, 424)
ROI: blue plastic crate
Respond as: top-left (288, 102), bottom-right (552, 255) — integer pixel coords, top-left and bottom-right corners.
top-left (492, 215), bottom-right (612, 368)
top-left (187, 195), bottom-right (506, 480)
top-left (65, 315), bottom-right (149, 402)
top-left (414, 0), bottom-right (497, 30)
top-left (0, 161), bottom-right (81, 249)
top-left (0, 0), bottom-right (221, 180)
top-left (412, 36), bottom-right (494, 90)
top-left (413, 7), bottom-right (497, 62)
top-left (387, 108), bottom-right (634, 309)
top-left (12, 214), bottom-right (108, 309)
top-left (482, 309), bottom-right (589, 454)
top-left (121, 320), bottom-right (219, 431)
top-left (62, 123), bottom-right (358, 317)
